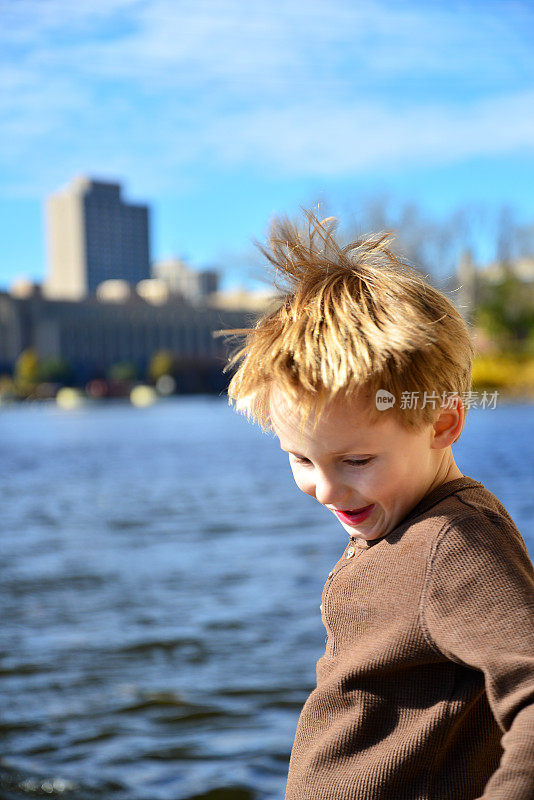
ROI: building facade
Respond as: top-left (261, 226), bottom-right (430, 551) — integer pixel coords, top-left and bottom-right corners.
top-left (151, 258), bottom-right (219, 303)
top-left (0, 286), bottom-right (257, 389)
top-left (45, 177), bottom-right (150, 300)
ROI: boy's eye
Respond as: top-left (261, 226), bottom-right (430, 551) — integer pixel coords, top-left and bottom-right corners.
top-left (290, 455), bottom-right (373, 467)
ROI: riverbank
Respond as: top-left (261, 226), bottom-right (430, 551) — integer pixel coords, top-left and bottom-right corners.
top-left (2, 354), bottom-right (534, 406)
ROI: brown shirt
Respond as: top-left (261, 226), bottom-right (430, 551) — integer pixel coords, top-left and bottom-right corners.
top-left (284, 477), bottom-right (534, 800)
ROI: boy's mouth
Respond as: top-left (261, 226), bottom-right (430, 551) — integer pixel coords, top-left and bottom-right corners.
top-left (333, 505), bottom-right (375, 525)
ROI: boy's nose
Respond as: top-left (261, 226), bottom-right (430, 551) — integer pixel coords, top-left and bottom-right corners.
top-left (314, 471), bottom-right (351, 507)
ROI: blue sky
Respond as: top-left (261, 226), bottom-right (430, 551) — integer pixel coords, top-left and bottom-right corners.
top-left (1, 0), bottom-right (534, 289)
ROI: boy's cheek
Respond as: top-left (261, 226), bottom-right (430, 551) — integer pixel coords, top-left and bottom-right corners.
top-left (290, 468), bottom-right (314, 497)
top-left (296, 480), bottom-right (313, 497)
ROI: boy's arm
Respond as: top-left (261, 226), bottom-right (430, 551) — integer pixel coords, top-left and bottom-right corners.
top-left (421, 511), bottom-right (534, 800)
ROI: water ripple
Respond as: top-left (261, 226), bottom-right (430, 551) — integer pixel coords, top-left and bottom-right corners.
top-left (1, 398), bottom-right (532, 799)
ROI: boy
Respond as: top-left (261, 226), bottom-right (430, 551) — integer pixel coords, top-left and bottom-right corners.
top-left (219, 210), bottom-right (534, 799)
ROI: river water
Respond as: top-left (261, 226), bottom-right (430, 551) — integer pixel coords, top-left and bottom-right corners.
top-left (1, 397), bottom-right (533, 800)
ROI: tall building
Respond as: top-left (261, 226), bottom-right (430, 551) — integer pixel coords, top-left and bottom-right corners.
top-left (45, 176), bottom-right (150, 300)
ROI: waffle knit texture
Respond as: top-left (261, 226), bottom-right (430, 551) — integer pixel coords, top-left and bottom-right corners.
top-left (284, 477), bottom-right (534, 800)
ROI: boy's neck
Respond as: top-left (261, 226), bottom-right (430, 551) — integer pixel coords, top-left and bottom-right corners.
top-left (428, 453), bottom-right (464, 496)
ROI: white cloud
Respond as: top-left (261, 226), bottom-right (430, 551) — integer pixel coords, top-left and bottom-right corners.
top-left (4, 0), bottom-right (530, 87)
top-left (199, 89), bottom-right (534, 174)
top-left (1, 0), bottom-right (533, 195)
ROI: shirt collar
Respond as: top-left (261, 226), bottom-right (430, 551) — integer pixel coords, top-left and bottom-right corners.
top-left (350, 476), bottom-right (483, 548)
top-left (402, 475), bottom-right (483, 525)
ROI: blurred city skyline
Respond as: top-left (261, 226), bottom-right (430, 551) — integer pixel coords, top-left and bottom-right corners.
top-left (1, 0), bottom-right (534, 288)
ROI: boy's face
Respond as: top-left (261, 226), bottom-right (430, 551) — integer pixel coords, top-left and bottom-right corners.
top-left (270, 387), bottom-right (454, 542)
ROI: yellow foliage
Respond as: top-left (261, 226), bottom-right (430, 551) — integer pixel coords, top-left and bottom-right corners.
top-left (147, 350), bottom-right (175, 383)
top-left (472, 354), bottom-right (534, 396)
top-left (15, 348), bottom-right (40, 384)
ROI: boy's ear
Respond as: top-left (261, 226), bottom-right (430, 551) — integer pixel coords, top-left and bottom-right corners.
top-left (431, 395), bottom-right (464, 448)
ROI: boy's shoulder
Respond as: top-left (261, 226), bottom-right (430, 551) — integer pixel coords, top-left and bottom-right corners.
top-left (395, 476), bottom-right (532, 575)
top-left (417, 480), bottom-right (534, 670)
top-left (402, 475), bottom-right (517, 533)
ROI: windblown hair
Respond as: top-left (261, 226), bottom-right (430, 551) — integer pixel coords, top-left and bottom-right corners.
top-left (217, 209), bottom-right (475, 440)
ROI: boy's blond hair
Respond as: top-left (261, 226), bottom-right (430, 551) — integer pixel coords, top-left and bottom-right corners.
top-left (219, 209), bottom-right (475, 440)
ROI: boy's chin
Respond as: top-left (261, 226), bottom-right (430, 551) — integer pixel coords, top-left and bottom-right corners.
top-left (339, 521), bottom-right (378, 540)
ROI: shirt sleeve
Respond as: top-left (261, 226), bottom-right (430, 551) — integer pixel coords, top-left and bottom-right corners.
top-left (421, 509), bottom-right (534, 800)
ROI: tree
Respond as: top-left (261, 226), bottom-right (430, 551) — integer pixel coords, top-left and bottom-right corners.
top-left (475, 274), bottom-right (534, 352)
top-left (39, 357), bottom-right (74, 384)
top-left (107, 361), bottom-right (139, 382)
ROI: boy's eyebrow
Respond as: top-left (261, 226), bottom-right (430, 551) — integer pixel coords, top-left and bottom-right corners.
top-left (280, 447), bottom-right (311, 457)
top-left (279, 444), bottom-right (376, 457)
